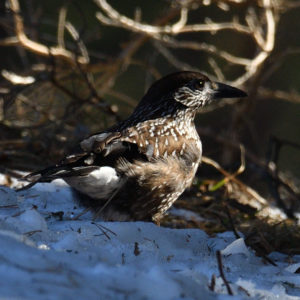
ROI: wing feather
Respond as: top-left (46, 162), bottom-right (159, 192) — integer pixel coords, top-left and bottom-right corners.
top-left (21, 130), bottom-right (148, 188)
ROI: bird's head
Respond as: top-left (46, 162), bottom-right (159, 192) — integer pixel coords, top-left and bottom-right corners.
top-left (128, 71), bottom-right (247, 126)
top-left (171, 72), bottom-right (247, 109)
top-left (148, 72), bottom-right (247, 108)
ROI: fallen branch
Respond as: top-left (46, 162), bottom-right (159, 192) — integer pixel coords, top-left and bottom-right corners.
top-left (216, 250), bottom-right (233, 295)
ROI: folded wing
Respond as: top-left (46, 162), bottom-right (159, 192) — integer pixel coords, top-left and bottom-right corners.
top-left (22, 131), bottom-right (148, 190)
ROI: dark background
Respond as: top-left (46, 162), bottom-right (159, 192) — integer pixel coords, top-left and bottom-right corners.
top-left (0, 0), bottom-right (299, 205)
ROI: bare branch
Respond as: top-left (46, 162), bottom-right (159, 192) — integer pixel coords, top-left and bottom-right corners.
top-left (65, 22), bottom-right (89, 63)
top-left (57, 5), bottom-right (67, 48)
top-left (178, 18), bottom-right (251, 35)
top-left (1, 70), bottom-right (35, 85)
top-left (7, 0), bottom-right (89, 65)
top-left (0, 36), bottom-right (19, 46)
top-left (161, 37), bottom-right (252, 66)
top-left (202, 155), bottom-right (267, 208)
top-left (233, 0), bottom-right (276, 86)
top-left (258, 88), bottom-right (300, 104)
top-left (153, 41), bottom-right (206, 74)
top-left (284, 1), bottom-right (300, 9)
top-left (94, 0), bottom-right (280, 88)
top-left (95, 0), bottom-right (250, 36)
top-left (95, 4), bottom-right (189, 36)
top-left (208, 57), bottom-right (225, 81)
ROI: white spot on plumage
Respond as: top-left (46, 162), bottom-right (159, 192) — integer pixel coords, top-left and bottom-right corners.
top-left (64, 166), bottom-right (121, 200)
top-left (155, 148), bottom-right (160, 157)
top-left (146, 144), bottom-right (154, 157)
top-left (89, 167), bottom-right (118, 184)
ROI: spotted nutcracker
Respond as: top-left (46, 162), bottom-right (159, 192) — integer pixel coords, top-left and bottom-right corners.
top-left (23, 71), bottom-right (247, 222)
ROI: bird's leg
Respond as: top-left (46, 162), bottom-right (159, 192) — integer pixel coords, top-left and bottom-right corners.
top-left (154, 219), bottom-right (161, 226)
top-left (92, 184), bottom-right (124, 221)
top-left (72, 206), bottom-right (92, 220)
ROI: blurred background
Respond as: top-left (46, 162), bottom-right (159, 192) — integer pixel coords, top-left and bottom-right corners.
top-left (0, 0), bottom-right (299, 253)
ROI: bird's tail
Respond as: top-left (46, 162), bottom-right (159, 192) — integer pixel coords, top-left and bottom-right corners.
top-left (18, 163), bottom-right (98, 191)
top-left (17, 164), bottom-right (67, 191)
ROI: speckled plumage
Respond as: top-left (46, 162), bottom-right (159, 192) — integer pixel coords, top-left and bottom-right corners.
top-left (24, 71), bottom-right (247, 223)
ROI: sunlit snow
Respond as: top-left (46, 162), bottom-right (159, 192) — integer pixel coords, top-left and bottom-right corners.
top-left (0, 178), bottom-right (299, 299)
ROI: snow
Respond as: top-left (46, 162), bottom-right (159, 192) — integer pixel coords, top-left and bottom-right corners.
top-left (0, 179), bottom-right (300, 299)
top-left (169, 207), bottom-right (205, 222)
top-left (221, 238), bottom-right (250, 257)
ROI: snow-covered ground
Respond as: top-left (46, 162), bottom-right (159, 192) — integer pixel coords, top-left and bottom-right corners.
top-left (0, 178), bottom-right (300, 300)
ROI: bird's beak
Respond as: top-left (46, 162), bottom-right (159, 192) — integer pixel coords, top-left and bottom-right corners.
top-left (213, 82), bottom-right (247, 99)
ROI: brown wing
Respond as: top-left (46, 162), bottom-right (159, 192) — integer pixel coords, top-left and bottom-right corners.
top-left (21, 131), bottom-right (147, 187)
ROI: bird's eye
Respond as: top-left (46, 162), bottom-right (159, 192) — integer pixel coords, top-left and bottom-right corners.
top-left (194, 80), bottom-right (204, 89)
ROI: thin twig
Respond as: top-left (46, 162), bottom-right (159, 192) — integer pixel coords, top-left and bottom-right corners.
top-left (8, 0), bottom-right (88, 65)
top-left (208, 274), bottom-right (216, 292)
top-left (72, 207), bottom-right (92, 220)
top-left (216, 250), bottom-right (233, 295)
top-left (92, 222), bottom-right (117, 240)
top-left (224, 204), bottom-right (240, 239)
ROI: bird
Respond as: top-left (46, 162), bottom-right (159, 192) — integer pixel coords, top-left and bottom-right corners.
top-left (22, 71), bottom-right (247, 223)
